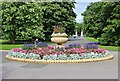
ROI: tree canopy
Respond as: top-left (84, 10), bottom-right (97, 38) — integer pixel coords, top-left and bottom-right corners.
top-left (75, 22), bottom-right (84, 35)
top-left (1, 1), bottom-right (76, 42)
top-left (2, 2), bottom-right (44, 43)
top-left (42, 2), bottom-right (76, 40)
top-left (82, 2), bottom-right (120, 46)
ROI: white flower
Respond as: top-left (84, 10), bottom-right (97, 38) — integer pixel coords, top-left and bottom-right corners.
top-left (43, 55), bottom-right (50, 60)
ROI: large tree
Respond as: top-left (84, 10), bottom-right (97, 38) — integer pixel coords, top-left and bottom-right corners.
top-left (99, 2), bottom-right (120, 46)
top-left (82, 2), bottom-right (106, 39)
top-left (82, 2), bottom-right (120, 46)
top-left (2, 2), bottom-right (44, 43)
top-left (2, 1), bottom-right (76, 42)
top-left (75, 22), bottom-right (84, 35)
top-left (42, 2), bottom-right (76, 40)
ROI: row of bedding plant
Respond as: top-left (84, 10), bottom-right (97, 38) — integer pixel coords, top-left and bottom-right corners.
top-left (8, 42), bottom-right (111, 60)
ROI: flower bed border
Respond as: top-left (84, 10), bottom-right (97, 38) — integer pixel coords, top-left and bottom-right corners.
top-left (5, 54), bottom-right (114, 63)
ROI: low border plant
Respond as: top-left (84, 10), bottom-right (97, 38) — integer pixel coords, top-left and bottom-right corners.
top-left (7, 42), bottom-right (112, 60)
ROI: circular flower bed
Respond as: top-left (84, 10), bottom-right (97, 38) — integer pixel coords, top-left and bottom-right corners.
top-left (6, 43), bottom-right (113, 63)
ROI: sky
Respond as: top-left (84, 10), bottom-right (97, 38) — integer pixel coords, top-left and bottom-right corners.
top-left (74, 0), bottom-right (102, 23)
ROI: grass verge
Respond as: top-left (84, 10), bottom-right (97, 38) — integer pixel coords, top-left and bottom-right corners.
top-left (1, 44), bottom-right (23, 50)
top-left (0, 39), bottom-right (53, 50)
top-left (84, 37), bottom-right (120, 51)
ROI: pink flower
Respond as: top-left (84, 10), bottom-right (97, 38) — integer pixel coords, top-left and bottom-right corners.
top-left (81, 46), bottom-right (84, 49)
top-left (12, 48), bottom-right (23, 52)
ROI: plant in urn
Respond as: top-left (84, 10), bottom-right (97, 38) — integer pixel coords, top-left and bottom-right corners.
top-left (51, 25), bottom-right (68, 48)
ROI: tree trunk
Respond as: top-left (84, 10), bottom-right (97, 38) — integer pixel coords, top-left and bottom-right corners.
top-left (81, 30), bottom-right (83, 37)
top-left (10, 39), bottom-right (15, 44)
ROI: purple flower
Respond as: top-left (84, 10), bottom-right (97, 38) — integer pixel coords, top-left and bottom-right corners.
top-left (86, 42), bottom-right (98, 49)
top-left (68, 43), bottom-right (81, 48)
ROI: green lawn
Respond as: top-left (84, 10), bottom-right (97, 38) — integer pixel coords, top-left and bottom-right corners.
top-left (0, 40), bottom-right (22, 50)
top-left (84, 37), bottom-right (120, 51)
top-left (99, 45), bottom-right (119, 51)
top-left (0, 39), bottom-right (53, 50)
top-left (0, 40), bottom-right (9, 43)
top-left (1, 38), bottom-right (119, 51)
top-left (85, 37), bottom-right (98, 42)
top-left (1, 44), bottom-right (23, 50)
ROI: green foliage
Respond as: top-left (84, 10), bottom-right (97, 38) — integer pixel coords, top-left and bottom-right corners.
top-left (42, 2), bottom-right (76, 40)
top-left (85, 37), bottom-right (120, 51)
top-left (2, 2), bottom-right (45, 43)
top-left (99, 2), bottom-right (120, 46)
top-left (85, 37), bottom-right (98, 42)
top-left (2, 1), bottom-right (76, 41)
top-left (82, 2), bottom-right (106, 38)
top-left (2, 44), bottom-right (22, 50)
top-left (82, 2), bottom-right (120, 46)
top-left (75, 22), bottom-right (84, 35)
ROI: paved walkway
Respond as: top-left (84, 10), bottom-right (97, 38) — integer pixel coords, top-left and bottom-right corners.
top-left (0, 37), bottom-right (119, 79)
top-left (50, 37), bottom-right (89, 46)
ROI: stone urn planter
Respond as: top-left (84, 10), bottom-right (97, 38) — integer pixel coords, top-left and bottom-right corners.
top-left (51, 33), bottom-right (68, 47)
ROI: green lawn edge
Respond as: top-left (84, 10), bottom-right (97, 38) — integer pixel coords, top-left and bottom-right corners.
top-left (1, 38), bottom-right (120, 51)
top-left (1, 44), bottom-right (23, 50)
top-left (0, 39), bottom-right (53, 50)
top-left (84, 37), bottom-right (120, 51)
